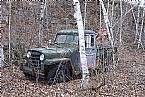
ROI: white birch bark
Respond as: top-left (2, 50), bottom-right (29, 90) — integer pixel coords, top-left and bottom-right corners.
top-left (135, 4), bottom-right (140, 43)
top-left (0, 47), bottom-right (4, 67)
top-left (99, 0), bottom-right (117, 68)
top-left (8, 0), bottom-right (11, 65)
top-left (99, 0), bottom-right (114, 48)
top-left (99, 1), bottom-right (102, 28)
top-left (99, 0), bottom-right (114, 43)
top-left (73, 0), bottom-right (89, 88)
top-left (111, 0), bottom-right (114, 27)
top-left (119, 0), bottom-right (123, 45)
top-left (84, 0), bottom-right (87, 29)
top-left (112, 4), bottom-right (138, 29)
top-left (38, 0), bottom-right (47, 47)
top-left (107, 0), bottom-right (110, 14)
top-left (138, 0), bottom-right (145, 48)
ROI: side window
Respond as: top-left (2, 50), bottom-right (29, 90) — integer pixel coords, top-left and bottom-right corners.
top-left (66, 35), bottom-right (74, 43)
top-left (91, 35), bottom-right (94, 47)
top-left (85, 35), bottom-right (90, 48)
top-left (85, 35), bottom-right (95, 48)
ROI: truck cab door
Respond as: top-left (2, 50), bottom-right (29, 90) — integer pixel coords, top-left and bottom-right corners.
top-left (70, 33), bottom-right (96, 75)
top-left (85, 34), bottom-right (96, 70)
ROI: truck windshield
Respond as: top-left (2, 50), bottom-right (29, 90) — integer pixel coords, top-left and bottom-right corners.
top-left (55, 34), bottom-right (78, 44)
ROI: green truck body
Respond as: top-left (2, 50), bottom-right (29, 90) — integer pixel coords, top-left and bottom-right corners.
top-left (21, 29), bottom-right (117, 84)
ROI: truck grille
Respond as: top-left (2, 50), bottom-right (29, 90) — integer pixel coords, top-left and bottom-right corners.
top-left (29, 51), bottom-right (41, 65)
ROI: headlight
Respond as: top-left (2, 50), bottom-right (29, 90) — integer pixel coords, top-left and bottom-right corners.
top-left (27, 52), bottom-right (31, 58)
top-left (40, 54), bottom-right (44, 61)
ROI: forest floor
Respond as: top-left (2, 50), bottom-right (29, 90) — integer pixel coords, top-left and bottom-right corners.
top-left (1, 47), bottom-right (145, 97)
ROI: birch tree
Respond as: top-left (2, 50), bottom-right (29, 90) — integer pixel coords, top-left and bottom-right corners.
top-left (137, 0), bottom-right (145, 48)
top-left (8, 0), bottom-right (11, 65)
top-left (38, 0), bottom-right (47, 47)
top-left (73, 0), bottom-right (89, 88)
top-left (99, 0), bottom-right (115, 65)
top-left (119, 0), bottom-right (123, 45)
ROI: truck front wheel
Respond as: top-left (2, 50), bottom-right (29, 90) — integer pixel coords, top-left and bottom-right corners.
top-left (47, 63), bottom-right (71, 85)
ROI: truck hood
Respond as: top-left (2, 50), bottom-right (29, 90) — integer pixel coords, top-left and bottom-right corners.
top-left (30, 43), bottom-right (77, 54)
top-left (29, 44), bottom-right (78, 58)
top-left (28, 44), bottom-right (78, 60)
top-left (30, 47), bottom-right (72, 54)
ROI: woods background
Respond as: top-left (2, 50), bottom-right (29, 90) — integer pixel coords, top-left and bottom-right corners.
top-left (1, 0), bottom-right (144, 63)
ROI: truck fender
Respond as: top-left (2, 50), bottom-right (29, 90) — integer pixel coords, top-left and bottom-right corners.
top-left (44, 58), bottom-right (70, 65)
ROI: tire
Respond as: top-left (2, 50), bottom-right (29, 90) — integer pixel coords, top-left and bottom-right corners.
top-left (24, 72), bottom-right (29, 78)
top-left (47, 63), bottom-right (71, 85)
top-left (57, 63), bottom-right (71, 82)
top-left (24, 72), bottom-right (37, 80)
top-left (24, 73), bottom-right (32, 79)
top-left (47, 66), bottom-right (58, 85)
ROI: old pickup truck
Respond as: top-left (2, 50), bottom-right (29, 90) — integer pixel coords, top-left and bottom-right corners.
top-left (21, 29), bottom-right (117, 84)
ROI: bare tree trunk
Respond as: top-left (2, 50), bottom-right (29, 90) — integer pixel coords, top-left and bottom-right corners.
top-left (73, 0), bottom-right (89, 88)
top-left (99, 0), bottom-right (114, 48)
top-left (99, 1), bottom-right (102, 28)
top-left (119, 0), bottom-right (123, 45)
top-left (138, 8), bottom-right (145, 49)
top-left (38, 0), bottom-right (47, 47)
top-left (83, 0), bottom-right (87, 29)
top-left (110, 0), bottom-right (114, 27)
top-left (8, 1), bottom-right (11, 66)
top-left (134, 5), bottom-right (140, 43)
